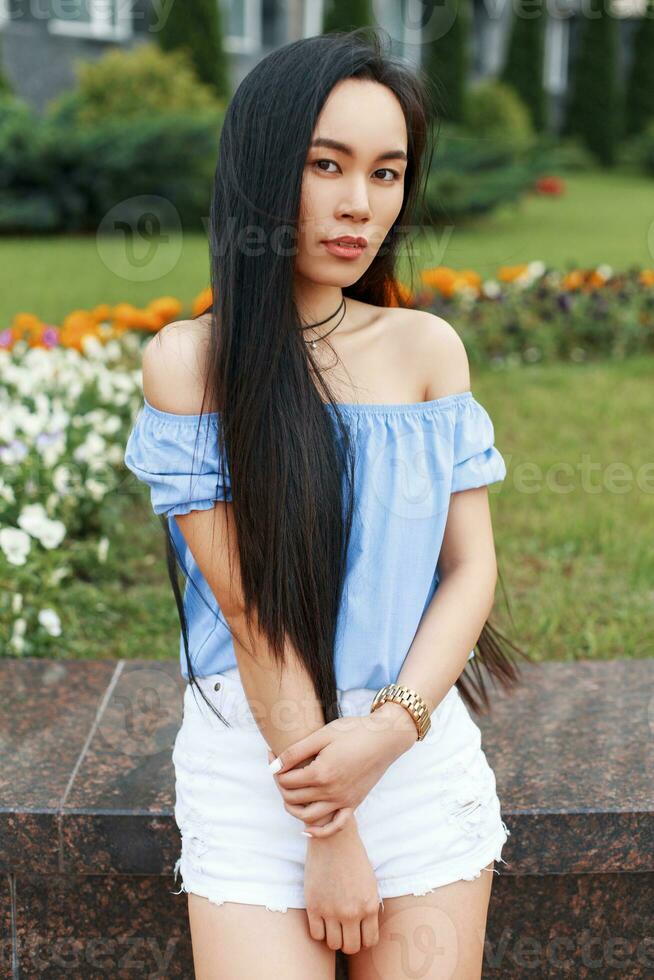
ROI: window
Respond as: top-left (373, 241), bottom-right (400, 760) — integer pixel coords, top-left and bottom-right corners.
top-left (302, 0), bottom-right (324, 38)
top-left (374, 0), bottom-right (422, 67)
top-left (544, 14), bottom-right (570, 95)
top-left (48, 0), bottom-right (133, 41)
top-left (221, 0), bottom-right (262, 54)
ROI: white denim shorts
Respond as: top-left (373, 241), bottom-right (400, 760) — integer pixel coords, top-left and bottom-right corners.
top-left (171, 666), bottom-right (511, 912)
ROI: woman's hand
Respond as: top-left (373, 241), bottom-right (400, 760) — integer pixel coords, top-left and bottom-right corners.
top-left (267, 703), bottom-right (417, 837)
top-left (303, 812), bottom-right (381, 954)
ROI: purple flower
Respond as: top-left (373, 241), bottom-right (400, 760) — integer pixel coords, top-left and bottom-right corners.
top-left (0, 329), bottom-right (12, 348)
top-left (42, 327), bottom-right (59, 348)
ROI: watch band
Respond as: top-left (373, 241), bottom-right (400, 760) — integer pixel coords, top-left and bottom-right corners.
top-left (370, 683), bottom-right (432, 741)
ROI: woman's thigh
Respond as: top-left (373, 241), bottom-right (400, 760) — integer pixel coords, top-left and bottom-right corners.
top-left (187, 894), bottom-right (336, 980)
top-left (347, 861), bottom-right (495, 980)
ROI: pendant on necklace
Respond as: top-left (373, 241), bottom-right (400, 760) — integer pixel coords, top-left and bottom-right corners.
top-left (310, 340), bottom-right (317, 350)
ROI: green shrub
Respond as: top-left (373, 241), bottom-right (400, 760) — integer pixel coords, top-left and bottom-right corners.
top-left (420, 120), bottom-right (543, 223)
top-left (563, 0), bottom-right (622, 166)
top-left (624, 0), bottom-right (654, 137)
top-left (624, 119), bottom-right (654, 175)
top-left (323, 0), bottom-right (371, 32)
top-left (499, 1), bottom-right (547, 132)
top-left (45, 43), bottom-right (224, 125)
top-left (0, 103), bottom-right (223, 233)
top-left (462, 80), bottom-right (533, 145)
top-left (422, 0), bottom-right (471, 124)
top-left (158, 0), bottom-right (230, 100)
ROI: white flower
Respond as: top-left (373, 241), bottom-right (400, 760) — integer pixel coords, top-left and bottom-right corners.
top-left (0, 479), bottom-right (16, 504)
top-left (73, 432), bottom-right (107, 467)
top-left (52, 466), bottom-right (73, 494)
top-left (482, 279), bottom-right (501, 298)
top-left (9, 632), bottom-right (25, 654)
top-left (81, 335), bottom-right (105, 359)
top-left (12, 618), bottom-right (27, 637)
top-left (12, 592), bottom-right (23, 614)
top-left (38, 608), bottom-right (62, 637)
top-left (17, 504), bottom-right (66, 549)
top-left (527, 260), bottom-right (546, 279)
top-left (85, 478), bottom-right (106, 501)
top-left (97, 536), bottom-right (110, 563)
top-left (48, 565), bottom-right (70, 586)
top-left (17, 502), bottom-right (49, 532)
top-left (37, 519), bottom-right (67, 549)
top-left (0, 526), bottom-right (31, 565)
top-left (0, 439), bottom-right (28, 464)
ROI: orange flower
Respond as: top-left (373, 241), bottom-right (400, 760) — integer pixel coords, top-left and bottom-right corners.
top-left (421, 266), bottom-right (458, 297)
top-left (90, 304), bottom-right (113, 323)
top-left (60, 319), bottom-right (101, 351)
top-left (109, 303), bottom-right (159, 331)
top-left (639, 269), bottom-right (654, 287)
top-left (11, 312), bottom-right (43, 343)
top-left (192, 287), bottom-right (213, 317)
top-left (497, 264), bottom-right (529, 283)
top-left (587, 269), bottom-right (607, 289)
top-left (561, 270), bottom-right (585, 291)
top-left (459, 269), bottom-right (482, 290)
top-left (147, 296), bottom-right (183, 328)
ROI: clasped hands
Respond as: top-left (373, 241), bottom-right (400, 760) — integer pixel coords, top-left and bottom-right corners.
top-left (266, 708), bottom-right (417, 839)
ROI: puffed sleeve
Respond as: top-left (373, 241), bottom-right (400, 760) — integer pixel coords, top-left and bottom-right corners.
top-left (123, 400), bottom-right (232, 517)
top-left (451, 395), bottom-right (506, 493)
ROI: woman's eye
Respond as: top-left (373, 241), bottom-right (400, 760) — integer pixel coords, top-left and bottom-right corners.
top-left (375, 168), bottom-right (402, 182)
top-left (313, 159), bottom-right (339, 173)
top-left (312, 160), bottom-right (402, 182)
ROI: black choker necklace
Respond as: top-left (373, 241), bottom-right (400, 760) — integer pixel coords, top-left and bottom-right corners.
top-left (299, 297), bottom-right (347, 350)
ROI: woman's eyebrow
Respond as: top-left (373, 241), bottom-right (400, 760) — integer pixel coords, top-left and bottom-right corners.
top-left (309, 137), bottom-right (407, 163)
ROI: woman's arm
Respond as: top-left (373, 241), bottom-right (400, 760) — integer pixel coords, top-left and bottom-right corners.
top-left (141, 327), bottom-right (333, 787)
top-left (388, 315), bottom-right (500, 718)
top-left (381, 486), bottom-right (499, 727)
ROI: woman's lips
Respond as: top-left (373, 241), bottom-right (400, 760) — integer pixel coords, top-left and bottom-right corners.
top-left (322, 240), bottom-right (367, 259)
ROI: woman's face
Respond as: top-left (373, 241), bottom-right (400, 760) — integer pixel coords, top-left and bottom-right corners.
top-left (296, 78), bottom-right (408, 286)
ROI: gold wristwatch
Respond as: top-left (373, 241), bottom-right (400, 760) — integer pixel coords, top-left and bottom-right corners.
top-left (370, 683), bottom-right (432, 741)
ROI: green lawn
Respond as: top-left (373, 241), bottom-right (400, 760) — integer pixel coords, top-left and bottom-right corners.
top-left (3, 168), bottom-right (653, 327)
top-left (413, 170), bottom-right (654, 281)
top-left (70, 355), bottom-right (652, 666)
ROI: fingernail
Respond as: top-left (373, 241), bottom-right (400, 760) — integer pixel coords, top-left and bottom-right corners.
top-left (268, 757), bottom-right (282, 774)
top-left (301, 831), bottom-right (313, 837)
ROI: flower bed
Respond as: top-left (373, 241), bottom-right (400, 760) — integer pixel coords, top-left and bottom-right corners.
top-left (0, 334), bottom-right (148, 654)
top-left (3, 266), bottom-right (653, 366)
top-left (418, 263), bottom-right (654, 365)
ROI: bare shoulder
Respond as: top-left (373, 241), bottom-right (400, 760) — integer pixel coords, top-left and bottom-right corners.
top-left (392, 308), bottom-right (471, 400)
top-left (141, 317), bottom-right (215, 414)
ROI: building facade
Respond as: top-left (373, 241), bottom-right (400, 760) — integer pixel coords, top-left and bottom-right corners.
top-left (0, 0), bottom-right (645, 129)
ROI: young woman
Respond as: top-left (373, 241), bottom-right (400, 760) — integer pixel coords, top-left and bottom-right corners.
top-left (124, 28), bottom-right (525, 980)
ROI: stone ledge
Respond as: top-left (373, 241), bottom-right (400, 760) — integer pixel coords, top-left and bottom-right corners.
top-left (2, 656), bottom-right (653, 978)
top-left (1, 656), bottom-right (652, 877)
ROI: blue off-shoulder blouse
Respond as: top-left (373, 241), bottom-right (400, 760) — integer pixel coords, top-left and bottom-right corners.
top-left (123, 390), bottom-right (507, 690)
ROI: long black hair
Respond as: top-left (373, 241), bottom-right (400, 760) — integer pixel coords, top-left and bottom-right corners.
top-left (158, 27), bottom-right (529, 729)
